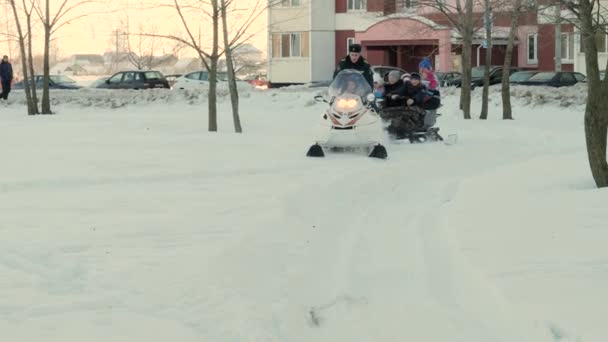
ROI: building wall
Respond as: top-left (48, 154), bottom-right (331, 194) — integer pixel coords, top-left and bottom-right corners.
top-left (535, 24), bottom-right (575, 71)
top-left (471, 45), bottom-right (517, 67)
top-left (516, 25), bottom-right (539, 69)
top-left (335, 0), bottom-right (346, 13)
top-left (270, 5), bottom-right (310, 32)
top-left (268, 2), bottom-right (312, 84)
top-left (270, 59), bottom-right (311, 83)
top-left (311, 0), bottom-right (335, 30)
top-left (335, 11), bottom-right (384, 31)
top-left (310, 31), bottom-right (336, 82)
top-left (367, 0), bottom-right (384, 12)
top-left (335, 30), bottom-right (356, 64)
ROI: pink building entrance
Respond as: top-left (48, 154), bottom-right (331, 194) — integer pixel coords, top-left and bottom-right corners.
top-left (354, 18), bottom-right (452, 72)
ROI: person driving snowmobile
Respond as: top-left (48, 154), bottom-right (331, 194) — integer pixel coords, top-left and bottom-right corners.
top-left (333, 43), bottom-right (374, 88)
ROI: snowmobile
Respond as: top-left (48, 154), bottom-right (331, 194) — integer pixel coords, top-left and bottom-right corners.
top-left (378, 94), bottom-right (443, 144)
top-left (306, 70), bottom-right (388, 159)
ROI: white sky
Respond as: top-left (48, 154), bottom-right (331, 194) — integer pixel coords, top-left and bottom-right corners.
top-left (1, 0), bottom-right (268, 58)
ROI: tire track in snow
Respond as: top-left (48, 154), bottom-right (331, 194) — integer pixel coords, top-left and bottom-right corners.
top-left (276, 158), bottom-right (554, 341)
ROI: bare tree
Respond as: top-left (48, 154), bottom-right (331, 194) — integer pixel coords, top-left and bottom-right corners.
top-left (501, 0), bottom-right (523, 120)
top-left (479, 0), bottom-right (492, 119)
top-left (7, 0), bottom-right (38, 114)
top-left (206, 0), bottom-right (220, 132)
top-left (34, 0), bottom-right (100, 114)
top-left (561, 0), bottom-right (608, 187)
top-left (220, 0), bottom-right (241, 133)
top-left (140, 0), bottom-right (221, 131)
top-left (219, 0), bottom-right (279, 133)
top-left (421, 0), bottom-right (481, 119)
top-left (127, 23), bottom-right (161, 70)
top-left (23, 0), bottom-right (39, 114)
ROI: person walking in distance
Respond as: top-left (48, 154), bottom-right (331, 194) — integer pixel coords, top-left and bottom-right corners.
top-left (0, 55), bottom-right (13, 101)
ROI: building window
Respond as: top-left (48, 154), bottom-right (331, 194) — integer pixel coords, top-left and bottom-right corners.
top-left (280, 0), bottom-right (301, 6)
top-left (561, 33), bottom-right (574, 61)
top-left (346, 37), bottom-right (356, 52)
top-left (271, 32), bottom-right (310, 58)
top-left (347, 0), bottom-right (366, 11)
top-left (397, 0), bottom-right (419, 10)
top-left (527, 33), bottom-right (538, 64)
top-left (524, 0), bottom-right (537, 9)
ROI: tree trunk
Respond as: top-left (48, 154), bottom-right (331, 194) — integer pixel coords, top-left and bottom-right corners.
top-left (585, 95), bottom-right (608, 187)
top-left (8, 0), bottom-right (34, 115)
top-left (460, 0), bottom-right (474, 119)
top-left (480, 0), bottom-right (492, 120)
top-left (501, 0), bottom-right (521, 120)
top-left (208, 0), bottom-right (220, 132)
top-left (26, 12), bottom-right (39, 114)
top-left (220, 0), bottom-right (242, 133)
top-left (580, 0), bottom-right (608, 187)
top-left (41, 0), bottom-right (52, 114)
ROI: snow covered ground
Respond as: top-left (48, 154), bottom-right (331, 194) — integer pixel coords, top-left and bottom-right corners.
top-left (1, 85), bottom-right (606, 342)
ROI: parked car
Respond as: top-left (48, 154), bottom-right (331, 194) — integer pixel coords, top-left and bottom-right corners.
top-left (173, 70), bottom-right (250, 91)
top-left (449, 66), bottom-right (522, 88)
top-left (89, 76), bottom-right (110, 88)
top-left (509, 71), bottom-right (539, 84)
top-left (13, 74), bottom-right (81, 90)
top-left (372, 65), bottom-right (407, 82)
top-left (97, 70), bottom-right (170, 89)
top-left (243, 74), bottom-right (269, 89)
top-left (519, 71), bottom-right (586, 87)
top-left (173, 70), bottom-right (222, 90)
top-left (435, 71), bottom-right (461, 87)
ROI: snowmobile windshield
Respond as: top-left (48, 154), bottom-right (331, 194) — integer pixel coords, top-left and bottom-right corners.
top-left (329, 70), bottom-right (373, 98)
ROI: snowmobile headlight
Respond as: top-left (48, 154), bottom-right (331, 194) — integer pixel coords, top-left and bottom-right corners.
top-left (366, 94), bottom-right (375, 102)
top-left (336, 98), bottom-right (359, 110)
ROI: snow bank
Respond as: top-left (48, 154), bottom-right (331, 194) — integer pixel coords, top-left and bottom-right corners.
top-left (440, 83), bottom-right (587, 108)
top-left (5, 84), bottom-right (256, 109)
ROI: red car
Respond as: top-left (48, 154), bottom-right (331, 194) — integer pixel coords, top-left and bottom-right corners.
top-left (244, 75), bottom-right (270, 89)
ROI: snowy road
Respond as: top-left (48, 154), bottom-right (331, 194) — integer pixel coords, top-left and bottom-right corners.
top-left (0, 89), bottom-right (603, 341)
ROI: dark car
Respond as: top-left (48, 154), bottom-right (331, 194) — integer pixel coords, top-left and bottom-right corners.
top-left (450, 66), bottom-right (522, 89)
top-left (435, 71), bottom-right (461, 87)
top-left (99, 70), bottom-right (170, 89)
top-left (509, 71), bottom-right (539, 84)
top-left (13, 74), bottom-right (81, 90)
top-left (519, 71), bottom-right (586, 87)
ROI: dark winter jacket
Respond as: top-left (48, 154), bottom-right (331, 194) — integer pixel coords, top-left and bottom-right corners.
top-left (333, 55), bottom-right (374, 88)
top-left (384, 79), bottom-right (404, 96)
top-left (397, 81), bottom-right (441, 110)
top-left (383, 79), bottom-right (405, 107)
top-left (0, 61), bottom-right (13, 82)
top-left (397, 82), bottom-right (427, 106)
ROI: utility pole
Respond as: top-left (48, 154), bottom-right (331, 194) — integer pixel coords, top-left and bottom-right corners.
top-left (555, 1), bottom-right (562, 71)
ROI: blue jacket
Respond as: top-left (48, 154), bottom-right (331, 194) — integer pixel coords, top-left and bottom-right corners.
top-left (0, 61), bottom-right (13, 81)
